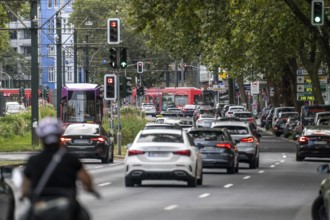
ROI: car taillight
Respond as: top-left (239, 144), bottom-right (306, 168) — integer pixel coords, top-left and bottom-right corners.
top-left (299, 136), bottom-right (310, 143)
top-left (216, 143), bottom-right (231, 149)
top-left (240, 137), bottom-right (254, 143)
top-left (173, 149), bottom-right (191, 156)
top-left (128, 149), bottom-right (144, 156)
top-left (90, 137), bottom-right (106, 142)
top-left (60, 137), bottom-right (71, 143)
top-left (247, 118), bottom-right (255, 122)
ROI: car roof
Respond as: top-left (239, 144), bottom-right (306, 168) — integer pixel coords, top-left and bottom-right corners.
top-left (140, 129), bottom-right (183, 135)
top-left (212, 121), bottom-right (248, 126)
top-left (66, 123), bottom-right (100, 128)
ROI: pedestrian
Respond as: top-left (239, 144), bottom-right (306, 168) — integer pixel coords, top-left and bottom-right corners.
top-left (19, 117), bottom-right (98, 220)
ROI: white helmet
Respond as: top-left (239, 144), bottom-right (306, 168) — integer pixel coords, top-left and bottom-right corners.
top-left (36, 117), bottom-right (64, 145)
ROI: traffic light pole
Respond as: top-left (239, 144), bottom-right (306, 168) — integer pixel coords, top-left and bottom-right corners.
top-left (117, 72), bottom-right (121, 155)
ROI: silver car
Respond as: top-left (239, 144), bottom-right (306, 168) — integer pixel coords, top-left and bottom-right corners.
top-left (124, 129), bottom-right (203, 187)
top-left (211, 121), bottom-right (260, 169)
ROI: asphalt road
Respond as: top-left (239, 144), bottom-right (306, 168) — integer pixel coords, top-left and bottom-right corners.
top-left (4, 124), bottom-right (330, 220)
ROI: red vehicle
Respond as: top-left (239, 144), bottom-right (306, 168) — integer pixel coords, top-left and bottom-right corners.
top-left (0, 88), bottom-right (49, 106)
top-left (132, 87), bottom-right (208, 113)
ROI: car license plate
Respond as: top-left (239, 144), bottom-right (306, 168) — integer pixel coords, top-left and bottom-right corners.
top-left (74, 139), bottom-right (89, 144)
top-left (148, 152), bottom-right (170, 158)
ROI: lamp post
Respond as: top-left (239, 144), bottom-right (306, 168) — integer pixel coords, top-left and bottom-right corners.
top-left (56, 13), bottom-right (62, 118)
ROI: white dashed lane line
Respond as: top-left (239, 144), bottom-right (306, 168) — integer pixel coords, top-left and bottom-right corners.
top-left (98, 182), bottom-right (111, 187)
top-left (243, 176), bottom-right (251, 180)
top-left (270, 164), bottom-right (276, 168)
top-left (164, 205), bottom-right (178, 210)
top-left (199, 193), bottom-right (210, 198)
top-left (224, 184), bottom-right (234, 188)
top-left (258, 170), bottom-right (265, 173)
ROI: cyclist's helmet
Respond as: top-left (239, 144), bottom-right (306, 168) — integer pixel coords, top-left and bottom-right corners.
top-left (36, 117), bottom-right (64, 145)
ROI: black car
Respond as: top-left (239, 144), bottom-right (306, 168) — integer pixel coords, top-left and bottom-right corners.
top-left (61, 123), bottom-right (114, 163)
top-left (273, 117), bottom-right (288, 137)
top-left (265, 109), bottom-right (274, 130)
top-left (187, 128), bottom-right (239, 174)
top-left (0, 166), bottom-right (15, 220)
top-left (296, 125), bottom-right (330, 161)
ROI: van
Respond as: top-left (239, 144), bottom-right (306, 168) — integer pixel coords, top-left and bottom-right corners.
top-left (5, 102), bottom-right (24, 114)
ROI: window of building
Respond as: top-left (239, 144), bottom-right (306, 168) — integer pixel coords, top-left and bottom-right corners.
top-left (48, 0), bottom-right (52, 8)
top-left (23, 47), bottom-right (31, 56)
top-left (54, 0), bottom-right (58, 7)
top-left (48, 45), bottom-right (55, 57)
top-left (67, 66), bottom-right (73, 82)
top-left (23, 29), bottom-right (31, 39)
top-left (48, 66), bottom-right (55, 82)
top-left (9, 30), bottom-right (17, 39)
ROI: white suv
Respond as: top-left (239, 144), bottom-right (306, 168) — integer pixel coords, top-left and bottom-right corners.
top-left (141, 103), bottom-right (156, 116)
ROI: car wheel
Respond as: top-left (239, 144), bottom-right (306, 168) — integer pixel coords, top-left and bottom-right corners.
top-left (283, 132), bottom-right (289, 138)
top-left (134, 179), bottom-right (142, 186)
top-left (296, 152), bottom-right (304, 161)
top-left (197, 171), bottom-right (203, 186)
top-left (125, 177), bottom-right (134, 187)
top-left (187, 176), bottom-right (197, 187)
top-left (275, 132), bottom-right (281, 137)
top-left (249, 156), bottom-right (258, 169)
top-left (227, 163), bottom-right (235, 174)
top-left (235, 160), bottom-right (239, 173)
top-left (101, 149), bottom-right (111, 164)
top-left (312, 195), bottom-right (327, 220)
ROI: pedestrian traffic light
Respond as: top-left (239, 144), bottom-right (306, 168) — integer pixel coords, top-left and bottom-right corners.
top-left (311, 0), bottom-right (324, 26)
top-left (107, 18), bottom-right (120, 44)
top-left (126, 77), bottom-right (132, 96)
top-left (109, 48), bottom-right (117, 68)
top-left (104, 74), bottom-right (117, 100)
top-left (120, 48), bottom-right (127, 69)
top-left (137, 61), bottom-right (143, 73)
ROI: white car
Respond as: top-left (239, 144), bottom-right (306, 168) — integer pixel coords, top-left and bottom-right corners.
top-left (124, 129), bottom-right (203, 187)
top-left (141, 103), bottom-right (156, 116)
top-left (225, 105), bottom-right (245, 117)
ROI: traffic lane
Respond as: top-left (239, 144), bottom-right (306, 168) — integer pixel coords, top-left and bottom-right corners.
top-left (78, 150), bottom-right (320, 219)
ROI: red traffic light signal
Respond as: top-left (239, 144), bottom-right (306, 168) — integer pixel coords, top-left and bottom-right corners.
top-left (104, 74), bottom-right (117, 100)
top-left (107, 18), bottom-right (120, 44)
top-left (137, 61), bottom-right (143, 73)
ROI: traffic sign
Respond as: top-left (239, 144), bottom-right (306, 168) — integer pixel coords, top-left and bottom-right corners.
top-left (250, 81), bottom-right (259, 95)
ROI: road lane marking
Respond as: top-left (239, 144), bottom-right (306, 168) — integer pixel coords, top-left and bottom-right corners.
top-left (164, 205), bottom-right (178, 210)
top-left (280, 160), bottom-right (285, 163)
top-left (258, 170), bottom-right (265, 173)
top-left (199, 193), bottom-right (210, 198)
top-left (243, 176), bottom-right (251, 180)
top-left (98, 182), bottom-right (111, 187)
top-left (275, 162), bottom-right (280, 165)
top-left (224, 184), bottom-right (233, 188)
top-left (270, 164), bottom-right (276, 168)
top-left (282, 153), bottom-right (287, 158)
top-left (94, 166), bottom-right (103, 169)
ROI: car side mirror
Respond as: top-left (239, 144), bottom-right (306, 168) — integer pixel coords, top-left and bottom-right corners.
top-left (317, 164), bottom-right (330, 174)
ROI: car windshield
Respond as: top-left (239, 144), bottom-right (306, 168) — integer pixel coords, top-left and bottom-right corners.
top-left (64, 124), bottom-right (99, 135)
top-left (137, 133), bottom-right (184, 143)
top-left (214, 126), bottom-right (248, 135)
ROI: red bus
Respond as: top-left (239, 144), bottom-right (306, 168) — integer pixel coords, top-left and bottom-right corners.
top-left (132, 87), bottom-right (208, 113)
top-left (0, 88), bottom-right (47, 106)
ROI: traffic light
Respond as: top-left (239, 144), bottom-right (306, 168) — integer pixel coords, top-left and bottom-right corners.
top-left (109, 48), bottom-right (117, 68)
top-left (120, 48), bottom-right (127, 69)
top-left (137, 61), bottom-right (143, 73)
top-left (107, 18), bottom-right (120, 44)
top-left (137, 87), bottom-right (144, 96)
top-left (125, 77), bottom-right (132, 96)
top-left (311, 0), bottom-right (324, 26)
top-left (104, 74), bottom-right (117, 100)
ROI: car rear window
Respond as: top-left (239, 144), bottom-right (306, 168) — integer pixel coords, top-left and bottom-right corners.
top-left (213, 126), bottom-right (248, 135)
top-left (234, 113), bottom-right (252, 118)
top-left (64, 125), bottom-right (99, 135)
top-left (137, 133), bottom-right (184, 143)
top-left (189, 131), bottom-right (227, 141)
